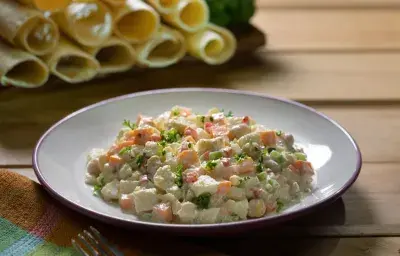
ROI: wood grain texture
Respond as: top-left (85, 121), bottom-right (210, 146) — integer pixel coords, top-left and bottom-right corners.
top-left (257, 0), bottom-right (400, 8)
top-left (1, 98), bottom-right (399, 165)
top-left (7, 162), bottom-right (400, 236)
top-left (253, 9), bottom-right (400, 50)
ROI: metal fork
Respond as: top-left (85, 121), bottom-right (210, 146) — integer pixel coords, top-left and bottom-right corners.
top-left (71, 226), bottom-right (124, 256)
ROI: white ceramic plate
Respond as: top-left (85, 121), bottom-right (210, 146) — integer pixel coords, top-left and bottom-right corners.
top-left (33, 88), bottom-right (362, 234)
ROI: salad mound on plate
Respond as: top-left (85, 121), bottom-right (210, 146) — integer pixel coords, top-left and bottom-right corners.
top-left (85, 106), bottom-right (315, 224)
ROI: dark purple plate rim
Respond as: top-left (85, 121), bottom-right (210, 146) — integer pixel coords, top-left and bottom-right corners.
top-left (33, 88), bottom-right (362, 233)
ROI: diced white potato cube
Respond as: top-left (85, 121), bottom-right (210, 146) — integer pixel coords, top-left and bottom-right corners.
top-left (237, 132), bottom-right (261, 147)
top-left (101, 180), bottom-right (120, 201)
top-left (229, 175), bottom-right (241, 186)
top-left (229, 124), bottom-right (251, 139)
top-left (248, 199), bottom-right (266, 218)
top-left (158, 193), bottom-right (182, 214)
top-left (85, 173), bottom-right (97, 185)
top-left (185, 189), bottom-right (195, 201)
top-left (166, 185), bottom-right (183, 200)
top-left (177, 202), bottom-right (197, 223)
top-left (189, 175), bottom-right (219, 196)
top-left (87, 159), bottom-right (100, 176)
top-left (196, 128), bottom-right (211, 140)
top-left (230, 143), bottom-right (242, 155)
top-left (244, 177), bottom-right (261, 198)
top-left (196, 137), bottom-right (225, 155)
top-left (232, 199), bottom-right (249, 219)
top-left (196, 208), bottom-right (220, 224)
top-left (119, 180), bottom-right (139, 194)
top-left (146, 156), bottom-right (163, 178)
top-left (169, 117), bottom-right (191, 133)
top-left (133, 188), bottom-right (158, 213)
top-left (128, 171), bottom-right (141, 181)
top-left (119, 164), bottom-right (132, 180)
top-left (227, 187), bottom-right (246, 201)
top-left (144, 141), bottom-right (160, 157)
top-left (117, 127), bottom-right (131, 140)
top-left (154, 165), bottom-right (176, 191)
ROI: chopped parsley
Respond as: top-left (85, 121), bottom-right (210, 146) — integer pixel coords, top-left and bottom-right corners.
top-left (256, 160), bottom-right (264, 173)
top-left (171, 108), bottom-right (180, 116)
top-left (226, 111), bottom-right (233, 117)
top-left (174, 164), bottom-right (183, 187)
top-left (200, 116), bottom-right (205, 123)
top-left (161, 128), bottom-right (180, 143)
top-left (276, 130), bottom-right (282, 136)
top-left (122, 119), bottom-right (137, 130)
top-left (192, 193), bottom-right (211, 209)
top-left (188, 142), bottom-right (193, 148)
top-left (135, 154), bottom-right (144, 167)
top-left (210, 116), bottom-right (214, 122)
top-left (158, 141), bottom-right (167, 147)
top-left (276, 200), bottom-right (284, 212)
top-left (239, 176), bottom-right (251, 186)
top-left (234, 153), bottom-right (248, 163)
top-left (162, 150), bottom-right (166, 156)
top-left (118, 146), bottom-right (132, 156)
top-left (93, 177), bottom-right (105, 195)
top-left (205, 160), bottom-right (218, 170)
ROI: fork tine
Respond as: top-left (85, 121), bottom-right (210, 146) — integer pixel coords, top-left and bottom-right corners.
top-left (72, 238), bottom-right (91, 256)
top-left (77, 233), bottom-right (101, 256)
top-left (89, 226), bottom-right (124, 256)
top-left (83, 230), bottom-right (111, 256)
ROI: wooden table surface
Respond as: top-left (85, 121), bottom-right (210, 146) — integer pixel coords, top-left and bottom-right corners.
top-left (2, 0), bottom-right (400, 255)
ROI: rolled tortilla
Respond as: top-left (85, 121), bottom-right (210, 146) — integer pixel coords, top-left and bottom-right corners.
top-left (16, 0), bottom-right (71, 11)
top-left (0, 41), bottom-right (49, 88)
top-left (0, 0), bottom-right (59, 56)
top-left (134, 25), bottom-right (186, 68)
top-left (144, 0), bottom-right (179, 14)
top-left (42, 36), bottom-right (100, 83)
top-left (184, 24), bottom-right (237, 65)
top-left (112, 0), bottom-right (160, 44)
top-left (162, 0), bottom-right (209, 33)
top-left (51, 0), bottom-right (113, 47)
top-left (83, 36), bottom-right (136, 74)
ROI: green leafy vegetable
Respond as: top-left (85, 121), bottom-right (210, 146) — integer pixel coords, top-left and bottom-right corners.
top-left (276, 200), bottom-right (284, 212)
top-left (122, 119), bottom-right (137, 130)
top-left (205, 160), bottom-right (219, 170)
top-left (276, 130), bottom-right (282, 136)
top-left (161, 128), bottom-right (181, 143)
top-left (174, 164), bottom-right (184, 187)
top-left (136, 154), bottom-right (144, 167)
top-left (93, 177), bottom-right (105, 195)
top-left (226, 111), bottom-right (233, 117)
top-left (171, 107), bottom-right (180, 116)
top-left (234, 152), bottom-right (248, 163)
top-left (118, 146), bottom-right (132, 156)
top-left (192, 193), bottom-right (212, 209)
top-left (205, 0), bottom-right (256, 27)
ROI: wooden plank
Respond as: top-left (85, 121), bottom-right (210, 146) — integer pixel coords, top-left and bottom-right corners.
top-left (0, 102), bottom-right (399, 165)
top-left (7, 163), bottom-right (400, 237)
top-left (3, 52), bottom-right (400, 102)
top-left (205, 237), bottom-right (400, 256)
top-left (257, 0), bottom-right (400, 8)
top-left (252, 9), bottom-right (400, 50)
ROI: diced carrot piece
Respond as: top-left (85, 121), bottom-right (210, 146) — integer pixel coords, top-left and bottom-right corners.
top-left (177, 150), bottom-right (200, 168)
top-left (242, 116), bottom-right (250, 125)
top-left (293, 160), bottom-right (312, 170)
top-left (108, 155), bottom-right (123, 165)
top-left (260, 131), bottom-right (277, 146)
top-left (125, 128), bottom-right (154, 145)
top-left (184, 127), bottom-right (198, 141)
top-left (217, 181), bottom-right (231, 194)
top-left (152, 203), bottom-right (173, 223)
top-left (119, 194), bottom-right (134, 210)
top-left (151, 134), bottom-right (161, 142)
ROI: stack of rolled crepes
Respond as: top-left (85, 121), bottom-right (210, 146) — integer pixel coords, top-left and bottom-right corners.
top-left (0, 0), bottom-right (237, 88)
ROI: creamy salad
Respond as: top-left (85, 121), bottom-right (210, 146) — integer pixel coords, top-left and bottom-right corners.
top-left (85, 106), bottom-right (315, 224)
